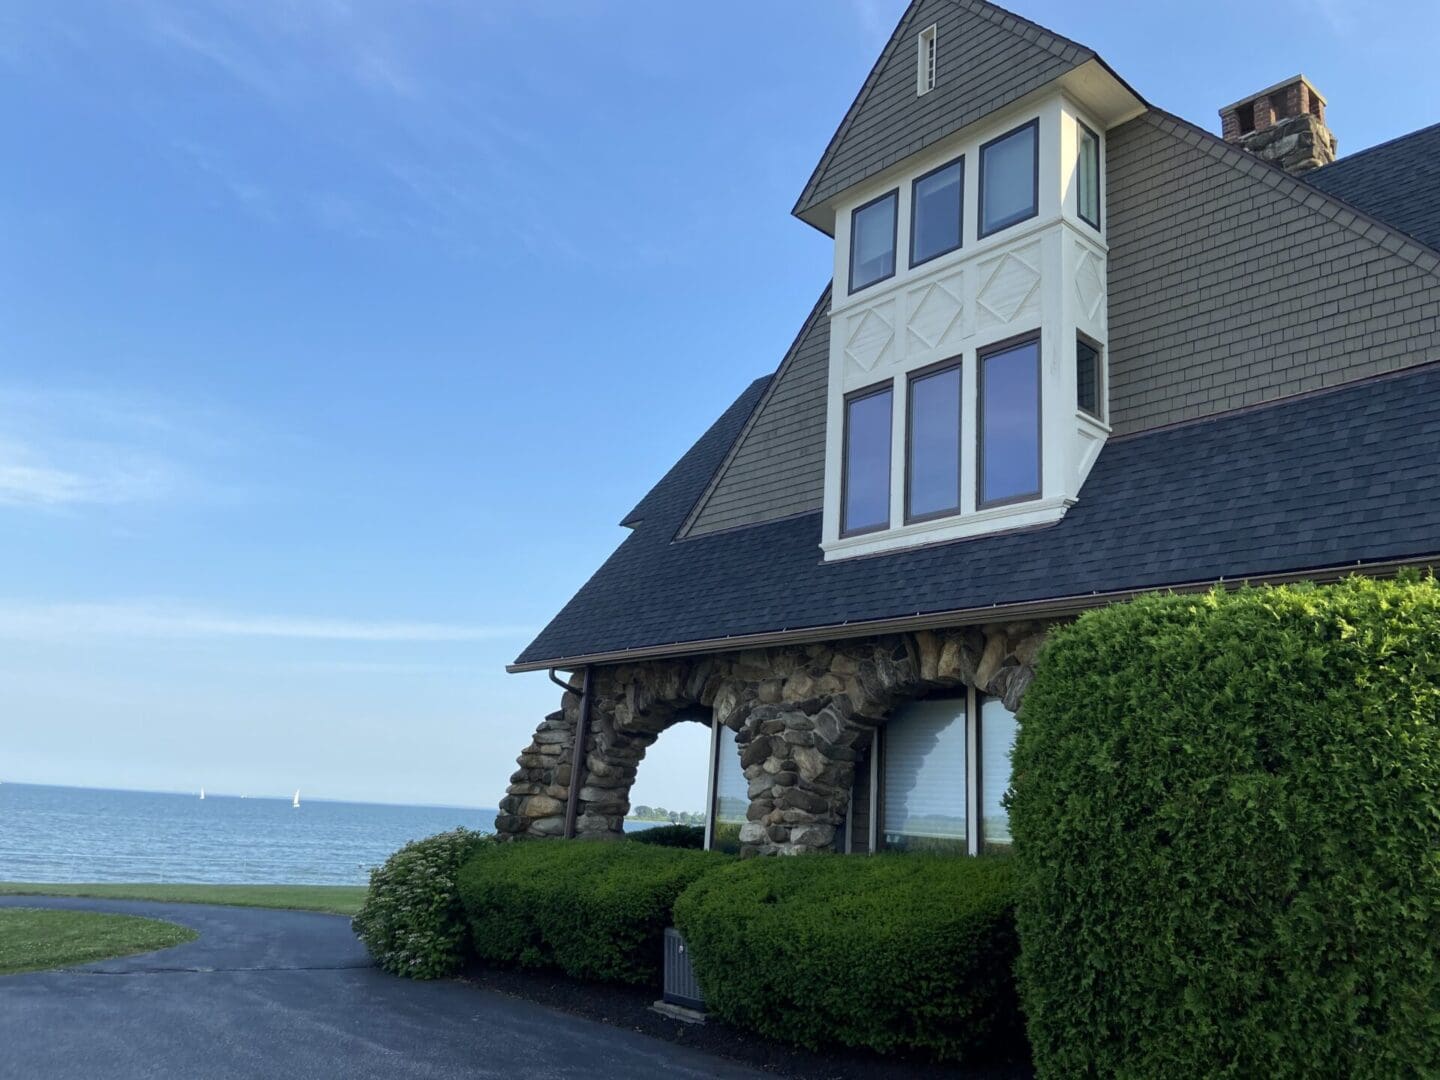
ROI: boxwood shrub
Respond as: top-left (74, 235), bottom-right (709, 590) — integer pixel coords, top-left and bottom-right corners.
top-left (624, 823), bottom-right (704, 848)
top-left (1010, 578), bottom-right (1440, 1079)
top-left (672, 853), bottom-right (1022, 1062)
top-left (457, 840), bottom-right (728, 985)
top-left (352, 827), bottom-right (490, 979)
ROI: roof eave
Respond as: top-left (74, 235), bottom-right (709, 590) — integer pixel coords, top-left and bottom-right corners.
top-left (507, 552), bottom-right (1440, 672)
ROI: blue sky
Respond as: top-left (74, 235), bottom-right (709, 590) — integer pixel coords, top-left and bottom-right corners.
top-left (3, 0), bottom-right (1436, 811)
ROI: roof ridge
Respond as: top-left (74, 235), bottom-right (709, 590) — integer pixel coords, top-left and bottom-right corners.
top-left (1309, 120), bottom-right (1440, 176)
top-left (1142, 107), bottom-right (1440, 269)
top-left (677, 284), bottom-right (832, 539)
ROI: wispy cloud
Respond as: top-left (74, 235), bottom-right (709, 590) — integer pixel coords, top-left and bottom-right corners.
top-left (0, 601), bottom-right (530, 643)
top-left (0, 382), bottom-right (261, 514)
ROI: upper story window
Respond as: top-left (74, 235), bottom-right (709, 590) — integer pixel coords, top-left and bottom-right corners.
top-left (906, 361), bottom-right (962, 521)
top-left (916, 25), bottom-right (937, 95)
top-left (849, 190), bottom-right (898, 293)
top-left (1076, 335), bottom-right (1103, 419)
top-left (978, 119), bottom-right (1039, 238)
top-left (978, 333), bottom-right (1042, 507)
top-left (1077, 120), bottom-right (1101, 230)
top-left (909, 156), bottom-right (964, 267)
top-left (841, 381), bottom-right (893, 535)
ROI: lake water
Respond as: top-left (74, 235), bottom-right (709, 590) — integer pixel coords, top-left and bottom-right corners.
top-left (0, 783), bottom-right (504, 885)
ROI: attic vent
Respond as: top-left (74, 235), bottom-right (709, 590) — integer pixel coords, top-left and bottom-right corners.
top-left (917, 25), bottom-right (937, 95)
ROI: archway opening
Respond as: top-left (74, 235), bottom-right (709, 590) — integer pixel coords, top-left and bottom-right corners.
top-left (624, 705), bottom-right (712, 838)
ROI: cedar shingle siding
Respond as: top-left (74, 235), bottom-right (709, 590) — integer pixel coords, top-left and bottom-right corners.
top-left (684, 289), bottom-right (831, 536)
top-left (1107, 112), bottom-right (1440, 434)
top-left (795, 0), bottom-right (1090, 219)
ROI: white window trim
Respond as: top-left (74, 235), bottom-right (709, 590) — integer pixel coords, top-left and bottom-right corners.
top-left (917, 25), bottom-right (937, 96)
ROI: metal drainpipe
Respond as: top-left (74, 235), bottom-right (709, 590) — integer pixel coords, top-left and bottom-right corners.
top-left (562, 666), bottom-right (594, 840)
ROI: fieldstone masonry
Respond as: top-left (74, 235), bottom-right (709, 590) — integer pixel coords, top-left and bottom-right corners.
top-left (496, 620), bottom-right (1051, 856)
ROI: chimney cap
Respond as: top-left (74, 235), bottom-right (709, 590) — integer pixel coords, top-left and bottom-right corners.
top-left (1220, 74), bottom-right (1327, 115)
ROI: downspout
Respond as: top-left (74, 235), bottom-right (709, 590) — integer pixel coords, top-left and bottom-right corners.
top-left (560, 666), bottom-right (594, 840)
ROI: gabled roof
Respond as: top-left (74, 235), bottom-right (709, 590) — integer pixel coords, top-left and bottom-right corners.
top-left (1305, 123), bottom-right (1440, 254)
top-left (793, 0), bottom-right (1099, 229)
top-left (512, 362), bottom-right (1440, 670)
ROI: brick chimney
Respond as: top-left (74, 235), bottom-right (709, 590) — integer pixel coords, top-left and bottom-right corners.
top-left (1219, 75), bottom-right (1337, 175)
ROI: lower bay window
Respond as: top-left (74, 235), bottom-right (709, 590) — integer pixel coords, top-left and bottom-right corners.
top-left (841, 382), bottom-right (893, 536)
top-left (978, 333), bottom-right (1042, 507)
top-left (906, 362), bottom-right (963, 522)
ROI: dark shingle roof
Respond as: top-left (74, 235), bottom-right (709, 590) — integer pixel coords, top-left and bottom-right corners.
top-left (514, 362), bottom-right (1440, 668)
top-left (1306, 124), bottom-right (1440, 253)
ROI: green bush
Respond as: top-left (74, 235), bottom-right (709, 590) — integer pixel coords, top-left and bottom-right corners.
top-left (673, 854), bottom-right (1022, 1062)
top-left (458, 840), bottom-right (728, 985)
top-left (352, 827), bottom-right (490, 979)
top-left (625, 823), bottom-right (704, 848)
top-left (1009, 577), bottom-right (1440, 1079)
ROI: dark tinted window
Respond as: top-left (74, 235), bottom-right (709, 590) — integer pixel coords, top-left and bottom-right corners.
top-left (910, 158), bottom-right (963, 266)
top-left (842, 385), bottom-right (893, 534)
top-left (1076, 337), bottom-right (1101, 418)
top-left (849, 192), bottom-right (897, 292)
top-left (980, 337), bottom-right (1041, 505)
top-left (979, 120), bottom-right (1038, 236)
top-left (907, 364), bottom-right (961, 520)
top-left (1077, 122), bottom-right (1100, 229)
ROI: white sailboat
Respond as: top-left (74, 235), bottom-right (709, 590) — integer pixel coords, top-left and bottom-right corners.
top-left (199, 788), bottom-right (205, 800)
top-left (292, 789), bottom-right (301, 809)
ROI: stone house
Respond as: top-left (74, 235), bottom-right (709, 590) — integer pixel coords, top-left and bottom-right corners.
top-left (498, 0), bottom-right (1440, 857)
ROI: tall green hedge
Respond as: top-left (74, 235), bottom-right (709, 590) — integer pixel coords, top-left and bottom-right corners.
top-left (1009, 577), bottom-right (1440, 1078)
top-left (673, 854), bottom-right (1022, 1062)
top-left (457, 840), bottom-right (728, 985)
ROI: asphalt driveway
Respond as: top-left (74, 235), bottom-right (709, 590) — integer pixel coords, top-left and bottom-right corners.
top-left (0, 895), bottom-right (762, 1080)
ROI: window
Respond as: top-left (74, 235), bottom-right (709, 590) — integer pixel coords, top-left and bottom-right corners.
top-left (979, 334), bottom-right (1041, 507)
top-left (978, 119), bottom-right (1038, 237)
top-left (978, 696), bottom-right (1018, 851)
top-left (1077, 121), bottom-right (1100, 230)
top-left (842, 382), bottom-right (893, 535)
top-left (848, 190), bottom-right (897, 293)
top-left (916, 25), bottom-right (937, 95)
top-left (906, 362), bottom-right (961, 521)
top-left (909, 157), bottom-right (963, 267)
top-left (1076, 336), bottom-right (1102, 419)
top-left (709, 722), bottom-right (746, 854)
top-left (880, 695), bottom-right (967, 853)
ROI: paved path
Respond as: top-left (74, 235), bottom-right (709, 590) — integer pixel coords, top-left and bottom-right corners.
top-left (0, 895), bottom-right (762, 1080)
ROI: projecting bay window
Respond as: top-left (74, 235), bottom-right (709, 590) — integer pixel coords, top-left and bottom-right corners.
top-left (906, 361), bottom-right (962, 522)
top-left (848, 189), bottom-right (898, 294)
top-left (910, 156), bottom-right (963, 267)
top-left (841, 381), bottom-right (893, 536)
top-left (978, 119), bottom-right (1039, 238)
top-left (853, 690), bottom-right (1019, 855)
top-left (978, 333), bottom-right (1042, 508)
top-left (1077, 120), bottom-right (1101, 231)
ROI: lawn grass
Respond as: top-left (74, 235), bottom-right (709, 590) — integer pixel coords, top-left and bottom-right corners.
top-left (0, 907), bottom-right (196, 974)
top-left (0, 883), bottom-right (368, 917)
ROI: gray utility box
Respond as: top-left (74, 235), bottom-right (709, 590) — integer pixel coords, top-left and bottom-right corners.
top-left (662, 928), bottom-right (705, 1011)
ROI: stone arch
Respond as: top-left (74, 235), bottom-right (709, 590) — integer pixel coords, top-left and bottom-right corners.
top-left (494, 621), bottom-right (1052, 854)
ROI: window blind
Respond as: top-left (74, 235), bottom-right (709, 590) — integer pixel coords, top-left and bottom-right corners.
top-left (881, 696), bottom-right (966, 851)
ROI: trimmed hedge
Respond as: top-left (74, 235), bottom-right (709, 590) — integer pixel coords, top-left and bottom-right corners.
top-left (457, 841), bottom-right (728, 985)
top-left (1010, 578), bottom-right (1440, 1078)
top-left (625, 823), bottom-right (704, 848)
top-left (673, 854), bottom-right (1022, 1062)
top-left (352, 827), bottom-right (490, 979)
